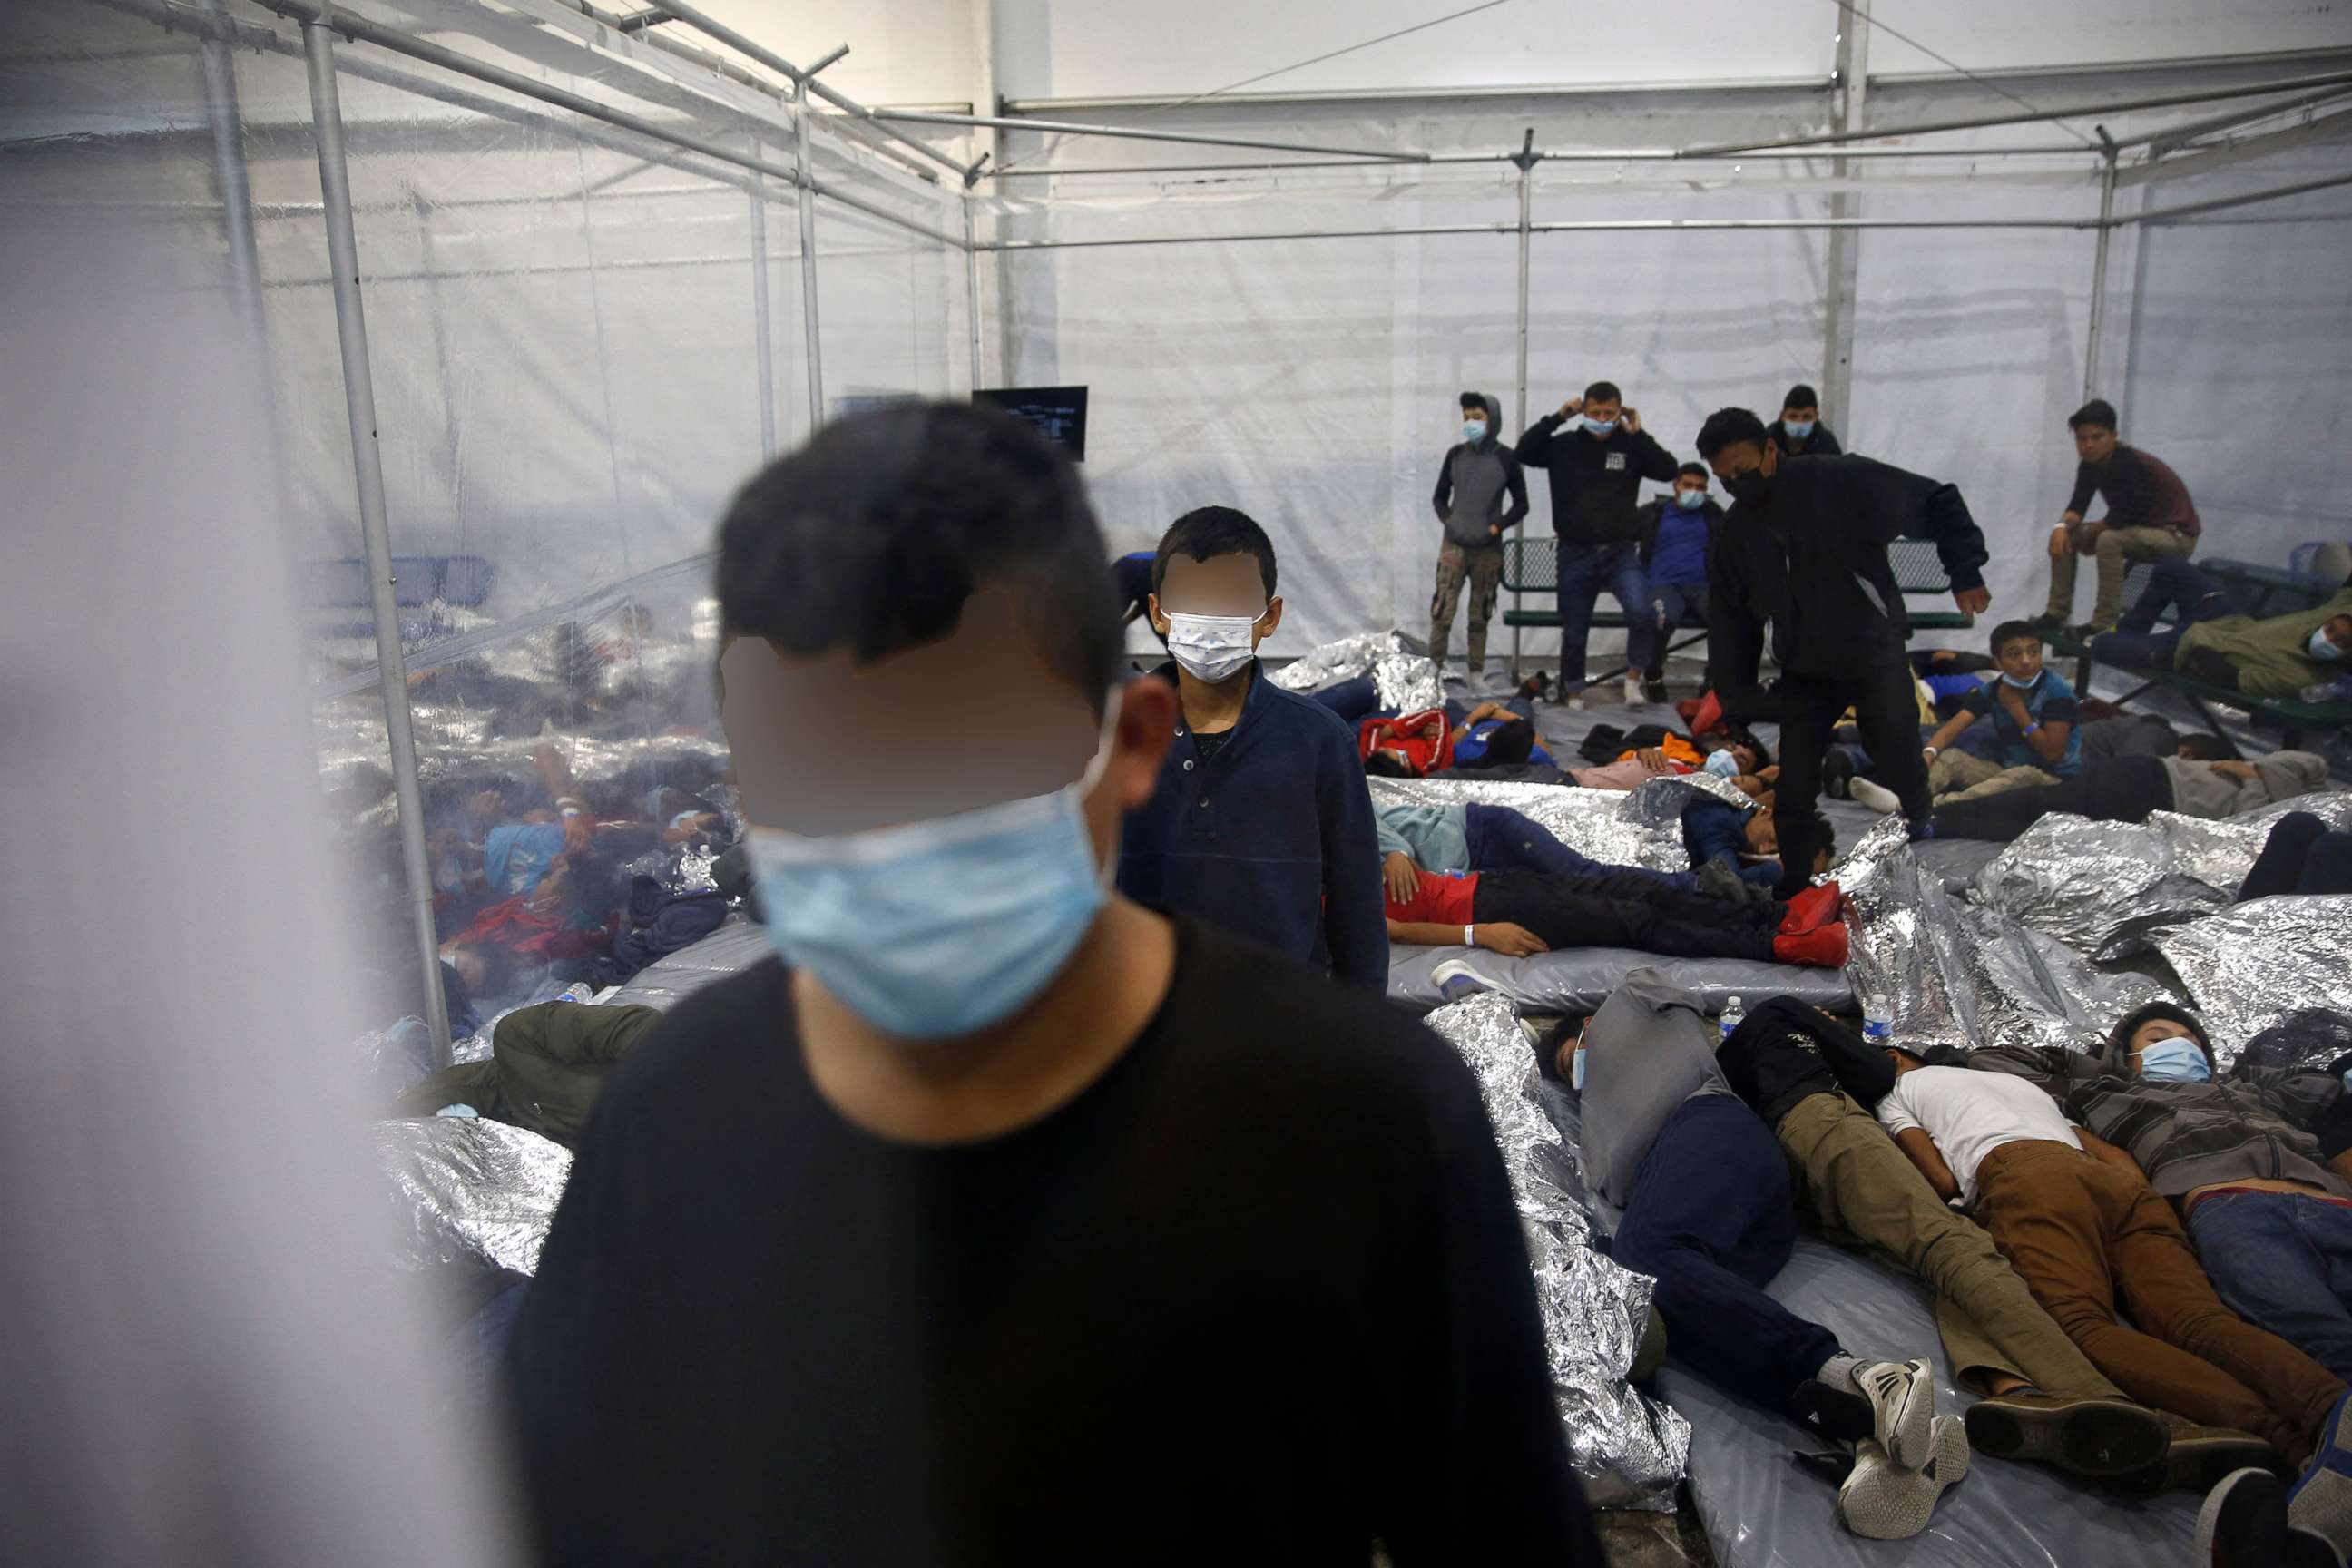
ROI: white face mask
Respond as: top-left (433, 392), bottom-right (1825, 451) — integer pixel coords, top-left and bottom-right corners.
top-left (2309, 625), bottom-right (2346, 662)
top-left (1163, 608), bottom-right (1265, 684)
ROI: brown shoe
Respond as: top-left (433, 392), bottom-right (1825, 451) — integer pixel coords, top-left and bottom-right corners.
top-left (1964, 1390), bottom-right (2170, 1478)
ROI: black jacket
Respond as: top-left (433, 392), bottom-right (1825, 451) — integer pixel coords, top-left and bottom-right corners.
top-left (1768, 419), bottom-right (1843, 457)
top-left (1635, 495), bottom-right (1724, 572)
top-left (1707, 454), bottom-right (1989, 718)
top-left (1514, 416), bottom-right (1680, 545)
top-left (1716, 996), bottom-right (1896, 1130)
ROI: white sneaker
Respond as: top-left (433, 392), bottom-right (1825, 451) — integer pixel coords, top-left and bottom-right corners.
top-left (1623, 674), bottom-right (1644, 706)
top-left (1855, 1357), bottom-right (1936, 1471)
top-left (1848, 777), bottom-right (1903, 817)
top-left (1838, 1416), bottom-right (1970, 1540)
top-left (1430, 957), bottom-right (1497, 1004)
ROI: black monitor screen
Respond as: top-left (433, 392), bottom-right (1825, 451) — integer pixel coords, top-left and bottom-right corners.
top-left (975, 386), bottom-right (1088, 460)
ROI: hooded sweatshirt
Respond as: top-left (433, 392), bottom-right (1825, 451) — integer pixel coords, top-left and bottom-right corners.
top-left (1432, 393), bottom-right (1530, 547)
top-left (2158, 749), bottom-right (2328, 819)
top-left (1951, 1030), bottom-right (2352, 1201)
top-left (2176, 587), bottom-right (2352, 699)
top-left (1577, 970), bottom-right (1732, 1212)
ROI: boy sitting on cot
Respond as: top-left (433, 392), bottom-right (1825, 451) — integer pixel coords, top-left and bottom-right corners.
top-left (1119, 506), bottom-right (1388, 991)
top-left (1852, 621), bottom-right (2080, 814)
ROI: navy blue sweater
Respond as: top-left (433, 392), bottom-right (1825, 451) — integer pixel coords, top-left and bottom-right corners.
top-left (1119, 662), bottom-right (1389, 992)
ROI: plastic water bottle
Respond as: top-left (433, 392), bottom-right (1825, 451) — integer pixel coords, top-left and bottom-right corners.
top-left (2300, 675), bottom-right (2352, 705)
top-left (1719, 995), bottom-right (1746, 1042)
top-left (1863, 994), bottom-right (1894, 1049)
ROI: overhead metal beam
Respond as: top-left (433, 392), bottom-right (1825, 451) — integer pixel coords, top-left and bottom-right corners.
top-left (2119, 103), bottom-right (2352, 187)
top-left (984, 213), bottom-right (2094, 254)
top-left (2120, 167), bottom-right (2352, 225)
top-left (644, 0), bottom-right (974, 182)
top-left (869, 108), bottom-right (1427, 163)
top-left (2129, 84), bottom-right (2352, 153)
top-left (983, 143), bottom-right (2099, 178)
top-left (1681, 66), bottom-right (2352, 159)
top-left (236, 0), bottom-right (967, 248)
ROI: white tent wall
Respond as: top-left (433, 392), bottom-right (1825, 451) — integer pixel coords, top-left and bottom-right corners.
top-left (2120, 132), bottom-right (2352, 570)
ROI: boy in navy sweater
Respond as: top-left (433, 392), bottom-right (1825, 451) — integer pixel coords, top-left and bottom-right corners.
top-left (1119, 507), bottom-right (1388, 991)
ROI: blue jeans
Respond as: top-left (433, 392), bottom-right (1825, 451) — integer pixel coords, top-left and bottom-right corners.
top-left (2188, 1191), bottom-right (2352, 1382)
top-left (1464, 803), bottom-right (1698, 892)
top-left (2094, 558), bottom-right (2243, 671)
top-left (1308, 674), bottom-right (1380, 724)
top-left (1646, 581), bottom-right (1707, 681)
top-left (2240, 811), bottom-right (2352, 899)
top-left (1555, 539), bottom-right (1650, 688)
top-left (1609, 1094), bottom-right (1841, 1416)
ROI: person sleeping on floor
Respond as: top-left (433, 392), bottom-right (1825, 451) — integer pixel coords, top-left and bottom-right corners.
top-left (1374, 798), bottom-right (1827, 904)
top-left (1382, 858), bottom-right (1848, 965)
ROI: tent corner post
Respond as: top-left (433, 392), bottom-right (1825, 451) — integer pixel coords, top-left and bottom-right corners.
top-left (749, 134), bottom-right (779, 460)
top-left (300, 11), bottom-right (452, 1069)
top-left (1819, 0), bottom-right (1870, 428)
top-left (963, 197), bottom-right (985, 392)
top-left (797, 80), bottom-right (825, 435)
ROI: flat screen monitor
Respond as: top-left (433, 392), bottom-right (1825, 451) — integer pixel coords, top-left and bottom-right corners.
top-left (975, 385), bottom-right (1088, 460)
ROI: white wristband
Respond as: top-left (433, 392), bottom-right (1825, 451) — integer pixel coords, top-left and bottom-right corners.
top-left (1465, 924), bottom-right (1475, 948)
top-left (1923, 746), bottom-right (1939, 760)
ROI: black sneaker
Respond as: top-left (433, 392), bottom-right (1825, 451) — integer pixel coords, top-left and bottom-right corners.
top-left (2197, 1466), bottom-right (2340, 1567)
top-left (2029, 612), bottom-right (2067, 632)
top-left (1642, 678), bottom-right (1671, 705)
top-left (1821, 746), bottom-right (1857, 801)
top-left (2067, 622), bottom-right (2114, 642)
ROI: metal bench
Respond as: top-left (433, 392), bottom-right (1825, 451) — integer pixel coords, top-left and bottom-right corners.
top-left (1499, 534), bottom-right (1975, 682)
top-left (2045, 557), bottom-right (2351, 749)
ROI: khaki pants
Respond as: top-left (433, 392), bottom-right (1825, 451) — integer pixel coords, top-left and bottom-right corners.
top-left (1928, 749), bottom-right (2060, 806)
top-left (1775, 1092), bottom-right (2123, 1398)
top-left (1978, 1139), bottom-right (2346, 1464)
top-left (1430, 539), bottom-right (1504, 673)
top-left (2046, 521), bottom-right (2195, 629)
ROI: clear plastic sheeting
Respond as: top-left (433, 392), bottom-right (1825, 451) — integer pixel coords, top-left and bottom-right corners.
top-left (1970, 795), bottom-right (2352, 955)
top-left (1424, 995), bottom-right (1690, 1510)
top-left (377, 1115), bottom-right (573, 1276)
top-left (2156, 895), bottom-right (2352, 1069)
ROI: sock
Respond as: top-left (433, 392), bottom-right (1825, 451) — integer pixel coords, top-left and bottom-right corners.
top-left (1818, 1353), bottom-right (1866, 1393)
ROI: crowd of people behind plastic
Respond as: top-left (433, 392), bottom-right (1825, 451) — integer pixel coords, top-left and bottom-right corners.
top-left (362, 387), bottom-right (2352, 1565)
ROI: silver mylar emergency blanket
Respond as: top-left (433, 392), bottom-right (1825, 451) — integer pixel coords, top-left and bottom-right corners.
top-left (377, 1116), bottom-right (573, 1276)
top-left (1971, 793), bottom-right (2352, 956)
top-left (2155, 894), bottom-right (2352, 1070)
top-left (1425, 994), bottom-right (1691, 1509)
top-left (1369, 771), bottom-right (1754, 877)
top-left (1267, 630), bottom-right (1441, 714)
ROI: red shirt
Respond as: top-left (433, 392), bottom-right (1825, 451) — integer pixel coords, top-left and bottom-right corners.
top-left (1387, 868), bottom-right (1479, 926)
top-left (1358, 709), bottom-right (1454, 776)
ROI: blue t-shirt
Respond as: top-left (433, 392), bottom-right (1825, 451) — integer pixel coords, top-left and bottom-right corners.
top-left (1452, 719), bottom-right (1556, 769)
top-left (1649, 507), bottom-right (1710, 588)
top-left (1960, 669), bottom-right (2083, 777)
top-left (484, 820), bottom-right (566, 896)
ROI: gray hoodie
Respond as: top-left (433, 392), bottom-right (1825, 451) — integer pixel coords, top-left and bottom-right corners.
top-left (1578, 970), bottom-right (1732, 1212)
top-left (2159, 749), bottom-right (2329, 819)
top-left (1432, 393), bottom-right (1530, 547)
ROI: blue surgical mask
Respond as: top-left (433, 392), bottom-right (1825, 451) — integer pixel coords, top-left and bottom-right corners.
top-left (2138, 1037), bottom-right (2211, 1084)
top-left (2309, 626), bottom-right (2346, 662)
top-left (1784, 419), bottom-right (1816, 440)
top-left (1571, 1044), bottom-right (1587, 1091)
top-left (1673, 488), bottom-right (1706, 510)
top-left (745, 693), bottom-right (1120, 1040)
top-left (1463, 419), bottom-right (1488, 444)
top-left (1582, 416), bottom-right (1618, 436)
top-left (1999, 669), bottom-right (2041, 689)
top-left (1703, 748), bottom-right (1741, 779)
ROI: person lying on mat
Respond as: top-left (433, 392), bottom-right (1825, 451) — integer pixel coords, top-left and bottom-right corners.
top-left (1681, 798), bottom-right (1829, 891)
top-left (1925, 739), bottom-right (2329, 842)
top-left (1362, 703), bottom-right (1554, 778)
top-left (2239, 809), bottom-right (2352, 900)
top-left (1563, 975), bottom-right (1965, 1541)
top-left (1877, 1044), bottom-right (2349, 1478)
top-left (2090, 554), bottom-right (2352, 697)
top-left (1708, 998), bottom-right (2187, 1490)
top-left (1383, 861), bottom-right (1847, 966)
top-left (1374, 799), bottom-right (1759, 905)
top-left (1943, 1000), bottom-right (2352, 1385)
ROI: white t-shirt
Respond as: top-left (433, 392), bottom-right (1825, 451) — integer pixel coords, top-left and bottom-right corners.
top-left (1876, 1065), bottom-right (2081, 1206)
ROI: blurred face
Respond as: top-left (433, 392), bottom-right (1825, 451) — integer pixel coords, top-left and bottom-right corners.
top-left (1742, 812), bottom-right (1778, 855)
top-left (1149, 553), bottom-right (1280, 646)
top-left (1674, 473), bottom-right (1710, 504)
top-left (2073, 423), bottom-right (2119, 465)
top-left (1994, 636), bottom-right (2044, 683)
top-left (1780, 402), bottom-right (1818, 426)
top-left (1583, 396), bottom-right (1622, 428)
top-left (2324, 614), bottom-right (2352, 652)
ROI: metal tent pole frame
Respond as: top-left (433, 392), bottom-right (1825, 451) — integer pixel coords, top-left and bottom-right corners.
top-left (964, 197), bottom-right (985, 391)
top-left (2082, 133), bottom-right (2120, 403)
top-left (301, 9), bottom-right (452, 1067)
top-left (749, 134), bottom-right (778, 459)
top-left (981, 213), bottom-right (2097, 254)
top-left (872, 108), bottom-right (1426, 163)
top-left (1510, 133), bottom-right (1534, 681)
top-left (797, 79), bottom-right (826, 433)
top-left (1818, 4), bottom-right (1870, 427)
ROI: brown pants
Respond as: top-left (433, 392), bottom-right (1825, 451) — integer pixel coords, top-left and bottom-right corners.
top-left (1776, 1093), bottom-right (2122, 1399)
top-left (1430, 539), bottom-right (1504, 673)
top-left (1978, 1139), bottom-right (2345, 1462)
top-left (2045, 521), bottom-right (2195, 628)
top-left (1927, 750), bottom-right (2061, 807)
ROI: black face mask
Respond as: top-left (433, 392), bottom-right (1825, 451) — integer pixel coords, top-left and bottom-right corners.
top-left (1723, 468), bottom-right (1773, 507)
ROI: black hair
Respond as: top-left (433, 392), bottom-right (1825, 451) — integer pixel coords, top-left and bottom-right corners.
top-left (1153, 505), bottom-right (1279, 602)
top-left (1783, 384), bottom-right (1820, 411)
top-left (718, 402), bottom-right (1121, 712)
top-left (1676, 461), bottom-right (1709, 483)
top-left (2177, 730), bottom-right (2239, 761)
top-left (1459, 391), bottom-right (1485, 411)
top-left (1458, 717), bottom-right (1536, 769)
top-left (1815, 811), bottom-right (1836, 858)
top-left (1727, 726), bottom-right (1771, 770)
top-left (2069, 397), bottom-right (2119, 433)
top-left (1696, 407), bottom-right (1770, 460)
top-left (2106, 1001), bottom-right (2211, 1063)
top-left (1363, 750), bottom-right (1416, 779)
top-left (1989, 620), bottom-right (2043, 659)
top-left (1583, 379), bottom-right (1622, 406)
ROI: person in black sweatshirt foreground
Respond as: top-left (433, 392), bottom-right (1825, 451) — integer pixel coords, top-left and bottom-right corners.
top-left (504, 402), bottom-right (1602, 1567)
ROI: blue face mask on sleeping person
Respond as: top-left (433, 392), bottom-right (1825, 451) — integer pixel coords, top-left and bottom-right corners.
top-left (744, 691), bottom-right (1121, 1040)
top-left (2138, 1037), bottom-right (2211, 1084)
top-left (1703, 748), bottom-right (1741, 779)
